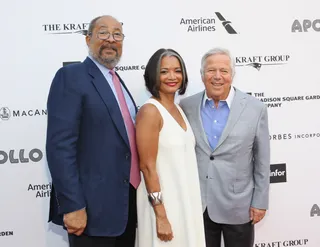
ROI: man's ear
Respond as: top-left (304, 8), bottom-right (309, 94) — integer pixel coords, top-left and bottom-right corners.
top-left (200, 69), bottom-right (205, 82)
top-left (85, 35), bottom-right (91, 47)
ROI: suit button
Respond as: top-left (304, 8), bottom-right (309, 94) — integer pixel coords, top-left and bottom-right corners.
top-left (125, 153), bottom-right (130, 160)
top-left (210, 155), bottom-right (214, 160)
top-left (123, 179), bottom-right (129, 184)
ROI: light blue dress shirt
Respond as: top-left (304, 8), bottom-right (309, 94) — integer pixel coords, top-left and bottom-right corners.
top-left (201, 87), bottom-right (235, 150)
top-left (88, 55), bottom-right (136, 123)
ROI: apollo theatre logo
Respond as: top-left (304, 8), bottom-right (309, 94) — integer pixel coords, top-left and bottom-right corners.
top-left (310, 204), bottom-right (320, 217)
top-left (215, 12), bottom-right (237, 34)
top-left (270, 163), bottom-right (287, 183)
top-left (0, 107), bottom-right (10, 120)
top-left (292, 19), bottom-right (320, 32)
top-left (0, 149), bottom-right (43, 164)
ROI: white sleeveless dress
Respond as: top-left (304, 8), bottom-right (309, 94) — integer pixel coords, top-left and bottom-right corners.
top-left (136, 98), bottom-right (206, 247)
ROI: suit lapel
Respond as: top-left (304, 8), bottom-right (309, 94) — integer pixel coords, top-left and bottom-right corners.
top-left (84, 58), bottom-right (130, 148)
top-left (193, 91), bottom-right (212, 155)
top-left (214, 89), bottom-right (247, 151)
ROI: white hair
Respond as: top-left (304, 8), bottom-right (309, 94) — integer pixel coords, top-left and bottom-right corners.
top-left (200, 47), bottom-right (235, 77)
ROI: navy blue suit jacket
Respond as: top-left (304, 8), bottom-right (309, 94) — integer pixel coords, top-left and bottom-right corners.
top-left (46, 57), bottom-right (137, 236)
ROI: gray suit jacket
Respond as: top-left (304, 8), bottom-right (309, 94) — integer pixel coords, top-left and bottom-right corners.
top-left (180, 87), bottom-right (270, 224)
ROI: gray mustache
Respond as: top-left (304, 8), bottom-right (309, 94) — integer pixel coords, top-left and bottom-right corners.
top-left (100, 45), bottom-right (117, 53)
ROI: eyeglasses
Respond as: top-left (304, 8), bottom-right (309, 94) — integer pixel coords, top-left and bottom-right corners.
top-left (89, 30), bottom-right (125, 41)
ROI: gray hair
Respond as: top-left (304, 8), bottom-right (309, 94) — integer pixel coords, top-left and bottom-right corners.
top-left (155, 51), bottom-right (187, 87)
top-left (200, 47), bottom-right (235, 77)
top-left (144, 48), bottom-right (189, 98)
top-left (87, 15), bottom-right (122, 68)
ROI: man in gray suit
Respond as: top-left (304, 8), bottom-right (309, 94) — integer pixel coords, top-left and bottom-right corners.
top-left (180, 47), bottom-right (270, 247)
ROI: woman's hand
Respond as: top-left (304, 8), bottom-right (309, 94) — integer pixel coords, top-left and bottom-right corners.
top-left (156, 215), bottom-right (174, 242)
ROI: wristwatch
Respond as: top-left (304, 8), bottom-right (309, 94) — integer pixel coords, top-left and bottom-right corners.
top-left (148, 192), bottom-right (163, 206)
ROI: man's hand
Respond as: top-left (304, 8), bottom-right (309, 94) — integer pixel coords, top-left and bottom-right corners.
top-left (250, 207), bottom-right (266, 224)
top-left (63, 208), bottom-right (87, 236)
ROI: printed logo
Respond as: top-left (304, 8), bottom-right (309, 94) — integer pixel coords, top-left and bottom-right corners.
top-left (310, 204), bottom-right (320, 217)
top-left (115, 65), bottom-right (146, 72)
top-left (0, 149), bottom-right (43, 164)
top-left (0, 107), bottom-right (47, 121)
top-left (0, 231), bottom-right (13, 237)
top-left (180, 12), bottom-right (237, 33)
top-left (42, 23), bottom-right (89, 35)
top-left (292, 19), bottom-right (320, 32)
top-left (270, 163), bottom-right (287, 183)
top-left (62, 61), bottom-right (146, 72)
top-left (255, 239), bottom-right (309, 247)
top-left (215, 12), bottom-right (237, 34)
top-left (249, 92), bottom-right (320, 108)
top-left (0, 107), bottom-right (10, 120)
top-left (270, 133), bottom-right (320, 141)
top-left (28, 183), bottom-right (51, 198)
top-left (235, 55), bottom-right (290, 71)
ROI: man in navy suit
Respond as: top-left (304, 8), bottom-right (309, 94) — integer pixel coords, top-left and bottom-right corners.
top-left (46, 15), bottom-right (141, 247)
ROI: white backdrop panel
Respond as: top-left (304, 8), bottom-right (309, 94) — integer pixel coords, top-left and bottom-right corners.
top-left (0, 0), bottom-right (319, 246)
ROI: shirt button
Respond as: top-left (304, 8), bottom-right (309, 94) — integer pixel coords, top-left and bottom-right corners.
top-left (214, 136), bottom-right (217, 139)
top-left (214, 120), bottom-right (217, 123)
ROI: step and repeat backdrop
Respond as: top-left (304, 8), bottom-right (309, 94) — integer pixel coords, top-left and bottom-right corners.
top-left (0, 0), bottom-right (319, 246)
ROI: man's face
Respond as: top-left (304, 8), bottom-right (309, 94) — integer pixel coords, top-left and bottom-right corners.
top-left (202, 54), bottom-right (233, 102)
top-left (86, 16), bottom-right (123, 69)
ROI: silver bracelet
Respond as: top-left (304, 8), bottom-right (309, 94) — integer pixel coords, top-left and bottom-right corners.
top-left (148, 192), bottom-right (163, 206)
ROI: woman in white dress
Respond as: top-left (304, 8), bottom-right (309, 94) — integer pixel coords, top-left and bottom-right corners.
top-left (135, 48), bottom-right (206, 247)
